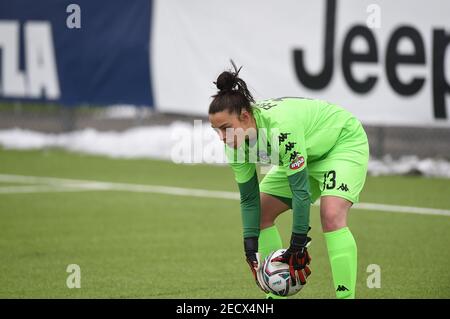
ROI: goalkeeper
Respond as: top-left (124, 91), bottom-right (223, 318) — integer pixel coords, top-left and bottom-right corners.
top-left (208, 62), bottom-right (369, 299)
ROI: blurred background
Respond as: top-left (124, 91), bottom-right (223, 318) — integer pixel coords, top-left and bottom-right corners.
top-left (0, 0), bottom-right (449, 298)
top-left (0, 0), bottom-right (449, 172)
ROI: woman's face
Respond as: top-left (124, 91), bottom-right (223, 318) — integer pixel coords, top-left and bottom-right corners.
top-left (209, 110), bottom-right (256, 149)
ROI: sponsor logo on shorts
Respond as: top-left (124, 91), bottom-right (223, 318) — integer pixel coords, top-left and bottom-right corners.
top-left (289, 156), bottom-right (305, 170)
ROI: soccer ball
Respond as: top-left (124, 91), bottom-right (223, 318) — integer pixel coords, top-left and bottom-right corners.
top-left (259, 249), bottom-right (305, 297)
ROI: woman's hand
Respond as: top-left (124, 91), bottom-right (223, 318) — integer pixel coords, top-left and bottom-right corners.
top-left (271, 234), bottom-right (312, 286)
top-left (244, 237), bottom-right (269, 293)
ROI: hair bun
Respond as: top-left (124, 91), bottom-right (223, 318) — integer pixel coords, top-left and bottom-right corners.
top-left (215, 71), bottom-right (236, 92)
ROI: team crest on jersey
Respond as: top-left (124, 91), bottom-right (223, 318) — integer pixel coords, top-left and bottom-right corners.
top-left (258, 151), bottom-right (270, 164)
top-left (289, 156), bottom-right (305, 170)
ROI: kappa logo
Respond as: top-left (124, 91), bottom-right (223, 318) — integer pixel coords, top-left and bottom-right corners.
top-left (284, 142), bottom-right (297, 154)
top-left (289, 156), bottom-right (305, 170)
top-left (336, 285), bottom-right (349, 292)
top-left (289, 151), bottom-right (300, 162)
top-left (278, 132), bottom-right (291, 144)
top-left (337, 183), bottom-right (349, 192)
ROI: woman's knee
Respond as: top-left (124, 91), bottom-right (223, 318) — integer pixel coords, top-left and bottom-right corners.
top-left (320, 196), bottom-right (352, 232)
top-left (321, 210), bottom-right (347, 232)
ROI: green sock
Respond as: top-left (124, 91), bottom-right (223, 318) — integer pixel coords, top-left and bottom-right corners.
top-left (258, 225), bottom-right (286, 299)
top-left (324, 227), bottom-right (357, 299)
top-left (259, 225), bottom-right (283, 260)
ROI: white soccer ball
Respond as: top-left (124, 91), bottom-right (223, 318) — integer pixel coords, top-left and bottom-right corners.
top-left (259, 249), bottom-right (305, 297)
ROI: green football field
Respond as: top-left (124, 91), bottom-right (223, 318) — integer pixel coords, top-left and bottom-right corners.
top-left (0, 148), bottom-right (449, 298)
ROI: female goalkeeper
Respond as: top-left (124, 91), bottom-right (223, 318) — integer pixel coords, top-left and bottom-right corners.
top-left (208, 63), bottom-right (369, 299)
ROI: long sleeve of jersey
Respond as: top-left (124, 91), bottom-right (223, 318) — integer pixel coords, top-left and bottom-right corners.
top-left (277, 121), bottom-right (312, 235)
top-left (225, 143), bottom-right (262, 239)
top-left (237, 169), bottom-right (261, 238)
top-left (287, 169), bottom-right (311, 234)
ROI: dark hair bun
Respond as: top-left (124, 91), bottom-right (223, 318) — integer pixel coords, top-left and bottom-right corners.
top-left (215, 71), bottom-right (236, 92)
top-left (209, 61), bottom-right (255, 114)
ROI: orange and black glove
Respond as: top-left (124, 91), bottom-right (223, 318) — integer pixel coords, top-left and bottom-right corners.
top-left (271, 233), bottom-right (311, 286)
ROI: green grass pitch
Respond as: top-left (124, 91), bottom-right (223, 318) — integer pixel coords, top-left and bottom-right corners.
top-left (0, 148), bottom-right (449, 298)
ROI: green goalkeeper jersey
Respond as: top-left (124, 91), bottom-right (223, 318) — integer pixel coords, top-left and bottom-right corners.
top-left (225, 97), bottom-right (356, 238)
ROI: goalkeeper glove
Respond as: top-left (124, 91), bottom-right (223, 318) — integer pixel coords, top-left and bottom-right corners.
top-left (244, 237), bottom-right (268, 293)
top-left (271, 233), bottom-right (312, 286)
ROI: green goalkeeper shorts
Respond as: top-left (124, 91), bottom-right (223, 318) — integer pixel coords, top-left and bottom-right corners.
top-left (259, 116), bottom-right (369, 205)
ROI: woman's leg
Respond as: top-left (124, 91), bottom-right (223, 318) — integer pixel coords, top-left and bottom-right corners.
top-left (320, 195), bottom-right (357, 299)
top-left (258, 192), bottom-right (289, 261)
top-left (260, 192), bottom-right (290, 229)
top-left (312, 120), bottom-right (368, 299)
top-left (258, 165), bottom-right (293, 259)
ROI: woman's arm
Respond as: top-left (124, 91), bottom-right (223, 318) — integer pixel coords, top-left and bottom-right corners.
top-left (275, 122), bottom-right (313, 286)
top-left (230, 162), bottom-right (267, 292)
top-left (238, 170), bottom-right (261, 238)
top-left (277, 121), bottom-right (311, 236)
top-left (287, 168), bottom-right (311, 235)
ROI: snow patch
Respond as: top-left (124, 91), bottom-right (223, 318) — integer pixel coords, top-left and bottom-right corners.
top-left (1, 126), bottom-right (449, 178)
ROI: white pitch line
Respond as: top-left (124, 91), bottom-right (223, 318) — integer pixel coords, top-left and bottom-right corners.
top-left (352, 202), bottom-right (450, 217)
top-left (0, 174), bottom-right (449, 217)
top-left (0, 174), bottom-right (240, 200)
top-left (0, 185), bottom-right (92, 194)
